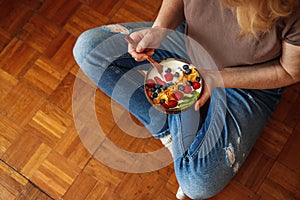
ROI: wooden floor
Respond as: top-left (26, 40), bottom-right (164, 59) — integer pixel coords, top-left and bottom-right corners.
top-left (0, 0), bottom-right (299, 199)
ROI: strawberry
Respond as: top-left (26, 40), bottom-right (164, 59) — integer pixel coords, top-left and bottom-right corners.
top-left (147, 79), bottom-right (156, 88)
top-left (183, 85), bottom-right (192, 94)
top-left (168, 100), bottom-right (178, 108)
top-left (154, 76), bottom-right (166, 85)
top-left (173, 91), bottom-right (184, 100)
top-left (164, 73), bottom-right (174, 82)
top-left (146, 89), bottom-right (152, 97)
top-left (192, 82), bottom-right (201, 89)
top-left (161, 103), bottom-right (169, 110)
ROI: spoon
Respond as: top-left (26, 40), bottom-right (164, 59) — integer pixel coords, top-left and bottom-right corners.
top-left (125, 35), bottom-right (164, 74)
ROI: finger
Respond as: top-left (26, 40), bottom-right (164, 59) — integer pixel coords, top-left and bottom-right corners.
top-left (129, 49), bottom-right (155, 62)
top-left (128, 51), bottom-right (148, 61)
top-left (194, 90), bottom-right (210, 111)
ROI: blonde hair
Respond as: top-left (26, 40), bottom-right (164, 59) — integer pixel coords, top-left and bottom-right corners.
top-left (220, 0), bottom-right (298, 36)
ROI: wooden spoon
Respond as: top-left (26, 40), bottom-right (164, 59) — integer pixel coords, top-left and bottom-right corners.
top-left (125, 35), bottom-right (163, 74)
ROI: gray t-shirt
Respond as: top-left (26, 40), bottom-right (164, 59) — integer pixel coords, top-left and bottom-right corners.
top-left (183, 0), bottom-right (300, 68)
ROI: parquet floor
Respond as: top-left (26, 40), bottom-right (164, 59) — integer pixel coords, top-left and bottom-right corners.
top-left (0, 0), bottom-right (299, 199)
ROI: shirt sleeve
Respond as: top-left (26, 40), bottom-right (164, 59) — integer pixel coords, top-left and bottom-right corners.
top-left (283, 6), bottom-right (300, 46)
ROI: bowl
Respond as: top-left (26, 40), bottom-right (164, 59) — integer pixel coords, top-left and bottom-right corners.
top-left (144, 58), bottom-right (203, 114)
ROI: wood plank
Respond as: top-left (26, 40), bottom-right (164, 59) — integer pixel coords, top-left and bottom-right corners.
top-left (0, 115), bottom-right (22, 157)
top-left (0, 68), bottom-right (18, 101)
top-left (235, 148), bottom-right (275, 192)
top-left (0, 38), bottom-right (39, 78)
top-left (0, 27), bottom-right (11, 52)
top-left (111, 0), bottom-right (159, 23)
top-left (209, 180), bottom-right (260, 200)
top-left (82, 0), bottom-right (126, 19)
top-left (64, 4), bottom-right (109, 37)
top-left (26, 102), bottom-right (73, 147)
top-left (44, 30), bottom-right (77, 71)
top-left (115, 172), bottom-right (169, 200)
top-left (271, 86), bottom-right (299, 123)
top-left (19, 14), bottom-right (61, 53)
top-left (55, 125), bottom-right (92, 169)
top-left (38, 0), bottom-right (81, 26)
top-left (48, 73), bottom-right (95, 115)
top-left (31, 151), bottom-right (81, 199)
top-left (0, 160), bottom-right (28, 199)
top-left (283, 95), bottom-right (300, 129)
top-left (2, 131), bottom-right (46, 172)
top-left (0, 0), bottom-right (33, 35)
top-left (267, 162), bottom-right (300, 196)
top-left (278, 130), bottom-right (300, 174)
top-left (24, 56), bottom-right (68, 95)
top-left (83, 158), bottom-right (125, 189)
top-left (257, 178), bottom-right (297, 200)
top-left (21, 0), bottom-right (44, 10)
top-left (0, 82), bottom-right (45, 126)
top-left (83, 182), bottom-right (109, 200)
top-left (63, 172), bottom-right (98, 200)
top-left (253, 121), bottom-right (291, 159)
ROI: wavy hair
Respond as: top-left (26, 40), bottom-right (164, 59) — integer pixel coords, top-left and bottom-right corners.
top-left (220, 0), bottom-right (298, 36)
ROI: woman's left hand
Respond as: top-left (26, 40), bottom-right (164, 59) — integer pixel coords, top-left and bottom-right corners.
top-left (194, 81), bottom-right (211, 111)
top-left (194, 69), bottom-right (220, 111)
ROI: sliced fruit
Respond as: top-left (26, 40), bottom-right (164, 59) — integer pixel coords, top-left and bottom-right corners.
top-left (164, 73), bottom-right (174, 82)
top-left (146, 89), bottom-right (152, 97)
top-left (183, 85), bottom-right (192, 94)
top-left (161, 103), bottom-right (169, 110)
top-left (168, 100), bottom-right (178, 108)
top-left (154, 76), bottom-right (166, 85)
top-left (192, 82), bottom-right (201, 89)
top-left (173, 91), bottom-right (184, 100)
top-left (147, 79), bottom-right (156, 88)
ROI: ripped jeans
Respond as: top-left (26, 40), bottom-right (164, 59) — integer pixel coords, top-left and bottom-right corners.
top-left (73, 22), bottom-right (283, 199)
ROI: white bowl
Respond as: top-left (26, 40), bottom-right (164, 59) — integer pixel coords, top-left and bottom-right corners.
top-left (144, 58), bottom-right (203, 114)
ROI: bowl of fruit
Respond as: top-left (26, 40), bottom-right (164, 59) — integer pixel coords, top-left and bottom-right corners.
top-left (144, 58), bottom-right (202, 114)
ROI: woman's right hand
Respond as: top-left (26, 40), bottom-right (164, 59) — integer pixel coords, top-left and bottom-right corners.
top-left (128, 27), bottom-right (169, 62)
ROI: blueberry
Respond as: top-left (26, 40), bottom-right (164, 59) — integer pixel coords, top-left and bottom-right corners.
top-left (150, 87), bottom-right (156, 92)
top-left (160, 99), bottom-right (165, 104)
top-left (178, 85), bottom-right (185, 91)
top-left (162, 85), bottom-right (168, 90)
top-left (186, 81), bottom-right (192, 86)
top-left (196, 76), bottom-right (201, 82)
top-left (155, 84), bottom-right (161, 89)
top-left (157, 88), bottom-right (162, 93)
top-left (174, 72), bottom-right (180, 77)
top-left (153, 93), bottom-right (158, 98)
top-left (185, 68), bottom-right (192, 75)
top-left (183, 65), bottom-right (189, 70)
top-left (165, 68), bottom-right (172, 73)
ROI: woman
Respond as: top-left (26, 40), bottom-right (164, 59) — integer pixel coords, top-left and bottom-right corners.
top-left (73, 0), bottom-right (300, 199)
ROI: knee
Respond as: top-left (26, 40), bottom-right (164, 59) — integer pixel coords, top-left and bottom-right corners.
top-left (73, 28), bottom-right (98, 66)
top-left (175, 160), bottom-right (231, 199)
top-left (180, 181), bottom-right (222, 200)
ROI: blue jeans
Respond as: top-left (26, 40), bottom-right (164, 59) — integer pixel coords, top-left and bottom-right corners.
top-left (73, 22), bottom-right (283, 199)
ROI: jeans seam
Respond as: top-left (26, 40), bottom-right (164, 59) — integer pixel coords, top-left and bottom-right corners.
top-left (177, 115), bottom-right (187, 157)
top-left (187, 96), bottom-right (221, 160)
